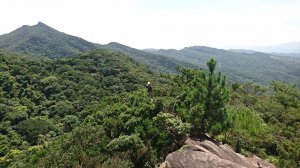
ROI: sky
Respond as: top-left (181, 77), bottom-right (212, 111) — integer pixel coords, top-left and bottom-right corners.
top-left (1, 0), bottom-right (300, 49)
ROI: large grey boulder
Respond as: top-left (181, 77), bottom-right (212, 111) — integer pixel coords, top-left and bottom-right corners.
top-left (160, 138), bottom-right (276, 168)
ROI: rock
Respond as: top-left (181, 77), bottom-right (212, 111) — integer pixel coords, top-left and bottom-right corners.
top-left (160, 137), bottom-right (276, 168)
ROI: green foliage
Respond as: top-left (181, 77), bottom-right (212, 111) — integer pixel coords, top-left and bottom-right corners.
top-left (231, 82), bottom-right (240, 91)
top-left (0, 149), bottom-right (22, 167)
top-left (0, 134), bottom-right (9, 156)
top-left (277, 140), bottom-right (300, 168)
top-left (1, 48), bottom-right (299, 168)
top-left (4, 106), bottom-right (28, 125)
top-left (49, 100), bottom-right (74, 117)
top-left (228, 82), bottom-right (300, 167)
top-left (0, 49), bottom-right (155, 160)
top-left (61, 115), bottom-right (79, 132)
top-left (38, 125), bottom-right (110, 168)
top-left (226, 106), bottom-right (270, 153)
top-left (107, 134), bottom-right (144, 151)
top-left (34, 90), bottom-right (189, 168)
top-left (230, 107), bottom-right (266, 137)
top-left (15, 119), bottom-right (55, 145)
top-left (153, 112), bottom-right (191, 136)
top-left (175, 58), bottom-right (230, 136)
top-left (0, 48), bottom-right (192, 167)
top-left (272, 81), bottom-right (300, 109)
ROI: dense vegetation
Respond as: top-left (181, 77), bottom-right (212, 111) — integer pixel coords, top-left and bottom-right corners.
top-left (227, 81), bottom-right (300, 167)
top-left (0, 49), bottom-right (161, 167)
top-left (0, 48), bottom-right (299, 167)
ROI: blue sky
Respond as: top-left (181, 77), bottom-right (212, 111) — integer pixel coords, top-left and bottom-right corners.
top-left (1, 0), bottom-right (300, 49)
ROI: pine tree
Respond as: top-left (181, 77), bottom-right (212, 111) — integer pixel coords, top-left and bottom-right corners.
top-left (203, 58), bottom-right (230, 135)
top-left (175, 58), bottom-right (230, 136)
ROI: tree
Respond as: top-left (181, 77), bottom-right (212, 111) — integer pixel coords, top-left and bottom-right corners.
top-left (0, 134), bottom-right (9, 156)
top-left (4, 106), bottom-right (28, 125)
top-left (272, 81), bottom-right (300, 109)
top-left (203, 59), bottom-right (230, 135)
top-left (175, 58), bottom-right (230, 136)
top-left (15, 119), bottom-right (54, 144)
top-left (61, 115), bottom-right (79, 132)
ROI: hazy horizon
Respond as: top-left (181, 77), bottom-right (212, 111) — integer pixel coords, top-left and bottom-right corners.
top-left (1, 0), bottom-right (300, 50)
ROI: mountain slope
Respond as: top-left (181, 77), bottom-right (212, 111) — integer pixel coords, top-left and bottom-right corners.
top-left (1, 22), bottom-right (299, 86)
top-left (146, 46), bottom-right (300, 87)
top-left (0, 23), bottom-right (195, 73)
top-left (0, 22), bottom-right (98, 58)
top-left (101, 42), bottom-right (196, 73)
top-left (0, 49), bottom-right (156, 157)
top-left (0, 49), bottom-right (186, 167)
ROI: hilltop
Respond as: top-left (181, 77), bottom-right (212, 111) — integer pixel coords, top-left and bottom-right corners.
top-left (0, 22), bottom-right (98, 58)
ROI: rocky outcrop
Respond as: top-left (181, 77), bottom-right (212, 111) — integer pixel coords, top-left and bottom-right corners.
top-left (160, 137), bottom-right (276, 168)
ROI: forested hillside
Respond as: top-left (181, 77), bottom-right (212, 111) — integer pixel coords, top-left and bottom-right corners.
top-left (0, 49), bottom-right (299, 167)
top-left (0, 22), bottom-right (195, 73)
top-left (147, 46), bottom-right (300, 87)
top-left (0, 49), bottom-right (162, 167)
top-left (0, 22), bottom-right (98, 58)
top-left (101, 42), bottom-right (196, 73)
top-left (2, 22), bottom-right (300, 87)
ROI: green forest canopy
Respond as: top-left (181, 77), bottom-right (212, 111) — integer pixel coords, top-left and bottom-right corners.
top-left (0, 50), bottom-right (299, 168)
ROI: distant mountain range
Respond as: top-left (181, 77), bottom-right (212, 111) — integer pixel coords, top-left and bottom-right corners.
top-left (228, 49), bottom-right (259, 54)
top-left (0, 22), bottom-right (194, 73)
top-left (100, 42), bottom-right (195, 73)
top-left (146, 46), bottom-right (300, 86)
top-left (272, 53), bottom-right (300, 58)
top-left (250, 42), bottom-right (300, 54)
top-left (0, 22), bottom-right (299, 87)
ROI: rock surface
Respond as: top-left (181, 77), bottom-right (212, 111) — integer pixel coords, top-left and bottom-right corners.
top-left (160, 137), bottom-right (276, 168)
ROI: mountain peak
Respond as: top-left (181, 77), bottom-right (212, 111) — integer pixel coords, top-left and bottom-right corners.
top-left (34, 21), bottom-right (54, 30)
top-left (13, 22), bottom-right (54, 34)
top-left (36, 21), bottom-right (47, 26)
top-left (107, 42), bottom-right (127, 47)
top-left (0, 22), bottom-right (97, 58)
top-left (37, 21), bottom-right (45, 25)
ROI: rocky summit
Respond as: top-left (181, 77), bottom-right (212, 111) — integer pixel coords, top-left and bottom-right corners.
top-left (160, 137), bottom-right (276, 168)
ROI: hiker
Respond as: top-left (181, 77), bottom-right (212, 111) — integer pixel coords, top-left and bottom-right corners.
top-left (145, 82), bottom-right (153, 98)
